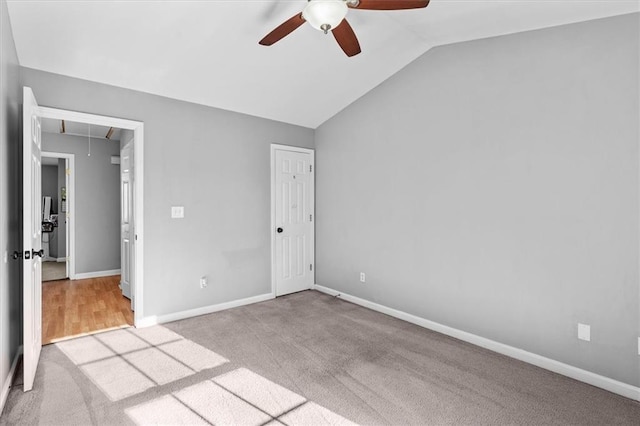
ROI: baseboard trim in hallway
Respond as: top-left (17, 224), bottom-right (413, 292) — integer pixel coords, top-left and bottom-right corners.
top-left (74, 269), bottom-right (121, 280)
top-left (313, 284), bottom-right (640, 402)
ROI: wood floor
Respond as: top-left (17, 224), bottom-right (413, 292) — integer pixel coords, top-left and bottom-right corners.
top-left (42, 275), bottom-right (134, 345)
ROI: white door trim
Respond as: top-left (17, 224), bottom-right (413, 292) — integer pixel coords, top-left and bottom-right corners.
top-left (41, 152), bottom-right (75, 280)
top-left (38, 106), bottom-right (145, 326)
top-left (270, 144), bottom-right (315, 297)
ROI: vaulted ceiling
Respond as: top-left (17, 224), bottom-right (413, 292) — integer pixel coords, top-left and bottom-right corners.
top-left (7, 0), bottom-right (638, 128)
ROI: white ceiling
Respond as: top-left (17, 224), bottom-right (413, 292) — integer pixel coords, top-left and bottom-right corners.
top-left (41, 118), bottom-right (122, 141)
top-left (41, 157), bottom-right (59, 166)
top-left (7, 0), bottom-right (639, 129)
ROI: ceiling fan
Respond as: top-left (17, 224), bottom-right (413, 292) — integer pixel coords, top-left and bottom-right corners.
top-left (259, 0), bottom-right (431, 57)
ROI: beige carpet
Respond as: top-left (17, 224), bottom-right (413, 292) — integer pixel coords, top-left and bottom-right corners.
top-left (2, 290), bottom-right (639, 425)
top-left (42, 261), bottom-right (67, 282)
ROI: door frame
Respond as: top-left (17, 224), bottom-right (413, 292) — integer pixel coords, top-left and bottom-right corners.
top-left (270, 144), bottom-right (315, 297)
top-left (38, 106), bottom-right (145, 326)
top-left (40, 152), bottom-right (75, 280)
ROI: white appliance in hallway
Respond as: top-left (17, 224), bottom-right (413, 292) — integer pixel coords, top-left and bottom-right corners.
top-left (41, 196), bottom-right (56, 260)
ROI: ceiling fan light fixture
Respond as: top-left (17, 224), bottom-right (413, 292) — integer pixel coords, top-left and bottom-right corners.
top-left (302, 0), bottom-right (348, 34)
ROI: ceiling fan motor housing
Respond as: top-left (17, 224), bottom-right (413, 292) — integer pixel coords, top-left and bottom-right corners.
top-left (303, 0), bottom-right (349, 33)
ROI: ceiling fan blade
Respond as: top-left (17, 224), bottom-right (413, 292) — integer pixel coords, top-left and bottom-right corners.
top-left (332, 19), bottom-right (361, 57)
top-left (349, 0), bottom-right (430, 10)
top-left (259, 13), bottom-right (306, 46)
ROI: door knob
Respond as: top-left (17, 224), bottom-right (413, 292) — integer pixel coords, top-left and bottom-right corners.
top-left (32, 249), bottom-right (44, 258)
top-left (277, 227), bottom-right (283, 233)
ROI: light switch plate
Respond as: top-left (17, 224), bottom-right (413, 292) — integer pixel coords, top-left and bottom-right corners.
top-left (578, 323), bottom-right (590, 342)
top-left (171, 206), bottom-right (184, 219)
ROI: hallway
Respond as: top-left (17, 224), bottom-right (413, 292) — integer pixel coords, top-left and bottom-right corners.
top-left (42, 275), bottom-right (133, 344)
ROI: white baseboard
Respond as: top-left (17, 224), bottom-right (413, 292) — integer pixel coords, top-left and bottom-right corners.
top-left (313, 284), bottom-right (640, 402)
top-left (136, 293), bottom-right (274, 328)
top-left (56, 258), bottom-right (66, 263)
top-left (1, 345), bottom-right (23, 416)
top-left (74, 269), bottom-right (121, 280)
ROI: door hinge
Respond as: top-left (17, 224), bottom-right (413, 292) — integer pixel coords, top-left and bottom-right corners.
top-left (309, 164), bottom-right (313, 173)
top-left (66, 168), bottom-right (71, 176)
top-left (310, 264), bottom-right (313, 271)
top-left (310, 214), bottom-right (312, 222)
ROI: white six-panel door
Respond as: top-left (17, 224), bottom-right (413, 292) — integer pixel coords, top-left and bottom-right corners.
top-left (22, 87), bottom-right (43, 392)
top-left (273, 146), bottom-right (314, 296)
top-left (120, 139), bottom-right (133, 305)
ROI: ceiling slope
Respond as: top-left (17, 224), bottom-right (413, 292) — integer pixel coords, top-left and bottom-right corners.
top-left (7, 0), bottom-right (639, 128)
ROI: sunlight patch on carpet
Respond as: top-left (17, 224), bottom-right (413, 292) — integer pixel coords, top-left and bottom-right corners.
top-left (123, 347), bottom-right (194, 385)
top-left (129, 325), bottom-right (184, 345)
top-left (58, 326), bottom-right (357, 424)
top-left (57, 335), bottom-right (114, 364)
top-left (213, 368), bottom-right (307, 417)
top-left (95, 328), bottom-right (152, 353)
top-left (81, 356), bottom-right (155, 401)
top-left (57, 325), bottom-right (229, 401)
top-left (174, 380), bottom-right (271, 425)
top-left (125, 371), bottom-right (357, 426)
top-left (126, 395), bottom-right (208, 425)
top-left (158, 339), bottom-right (229, 372)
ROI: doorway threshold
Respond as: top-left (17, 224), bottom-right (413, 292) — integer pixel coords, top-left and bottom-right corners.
top-left (45, 324), bottom-right (134, 346)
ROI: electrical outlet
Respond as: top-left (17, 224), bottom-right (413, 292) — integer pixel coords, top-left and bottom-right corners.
top-left (360, 272), bottom-right (365, 283)
top-left (578, 323), bottom-right (590, 341)
top-left (199, 276), bottom-right (208, 289)
top-left (171, 206), bottom-right (184, 219)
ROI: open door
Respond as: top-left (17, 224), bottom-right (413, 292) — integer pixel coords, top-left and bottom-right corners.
top-left (23, 87), bottom-right (43, 391)
top-left (120, 138), bottom-right (134, 306)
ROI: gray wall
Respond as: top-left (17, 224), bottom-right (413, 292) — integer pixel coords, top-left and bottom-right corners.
top-left (42, 165), bottom-right (58, 207)
top-left (0, 0), bottom-right (22, 402)
top-left (42, 133), bottom-right (121, 274)
top-left (41, 164), bottom-right (58, 258)
top-left (21, 68), bottom-right (315, 316)
top-left (315, 14), bottom-right (639, 387)
top-left (57, 158), bottom-right (66, 260)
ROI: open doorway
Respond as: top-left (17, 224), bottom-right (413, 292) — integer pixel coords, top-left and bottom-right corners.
top-left (40, 153), bottom-right (70, 282)
top-left (21, 88), bottom-right (145, 391)
top-left (39, 118), bottom-right (133, 344)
